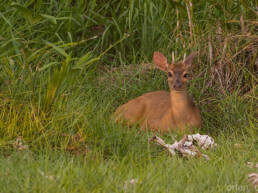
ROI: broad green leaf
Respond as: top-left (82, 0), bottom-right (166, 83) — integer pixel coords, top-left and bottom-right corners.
top-left (56, 17), bottom-right (81, 26)
top-left (40, 14), bottom-right (57, 24)
top-left (44, 40), bottom-right (68, 57)
top-left (73, 57), bottom-right (100, 70)
top-left (72, 33), bottom-right (129, 70)
top-left (73, 52), bottom-right (92, 70)
top-left (38, 62), bottom-right (59, 72)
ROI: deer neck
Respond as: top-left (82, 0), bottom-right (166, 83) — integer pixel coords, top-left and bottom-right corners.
top-left (170, 90), bottom-right (193, 120)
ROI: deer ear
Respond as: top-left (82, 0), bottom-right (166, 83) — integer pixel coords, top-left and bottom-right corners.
top-left (153, 52), bottom-right (168, 71)
top-left (183, 53), bottom-right (195, 68)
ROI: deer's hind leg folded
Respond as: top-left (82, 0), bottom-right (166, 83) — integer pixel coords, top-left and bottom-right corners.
top-left (114, 97), bottom-right (146, 126)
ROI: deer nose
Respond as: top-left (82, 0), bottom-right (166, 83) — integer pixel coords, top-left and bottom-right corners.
top-left (173, 84), bottom-right (181, 89)
top-left (173, 80), bottom-right (182, 89)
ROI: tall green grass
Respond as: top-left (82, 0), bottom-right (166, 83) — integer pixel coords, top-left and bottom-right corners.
top-left (0, 0), bottom-right (257, 192)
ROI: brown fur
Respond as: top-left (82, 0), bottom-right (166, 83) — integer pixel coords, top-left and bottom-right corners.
top-left (114, 52), bottom-right (201, 133)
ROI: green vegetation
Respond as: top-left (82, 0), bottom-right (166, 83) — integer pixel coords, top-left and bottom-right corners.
top-left (0, 0), bottom-right (257, 192)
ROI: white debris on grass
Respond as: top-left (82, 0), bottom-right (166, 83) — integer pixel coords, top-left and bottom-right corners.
top-left (246, 162), bottom-right (258, 190)
top-left (248, 173), bottom-right (258, 189)
top-left (150, 133), bottom-right (216, 160)
top-left (124, 178), bottom-right (138, 191)
top-left (38, 169), bottom-right (59, 181)
top-left (13, 136), bottom-right (28, 151)
top-left (246, 162), bottom-right (258, 169)
top-left (187, 133), bottom-right (217, 149)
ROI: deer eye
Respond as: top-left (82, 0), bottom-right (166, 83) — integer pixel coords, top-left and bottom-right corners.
top-left (183, 73), bottom-right (189, 78)
top-left (167, 72), bottom-right (173, 77)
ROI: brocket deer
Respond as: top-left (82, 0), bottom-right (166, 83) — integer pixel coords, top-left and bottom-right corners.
top-left (114, 52), bottom-right (201, 133)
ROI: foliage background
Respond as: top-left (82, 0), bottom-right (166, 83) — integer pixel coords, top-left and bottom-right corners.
top-left (0, 0), bottom-right (257, 192)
